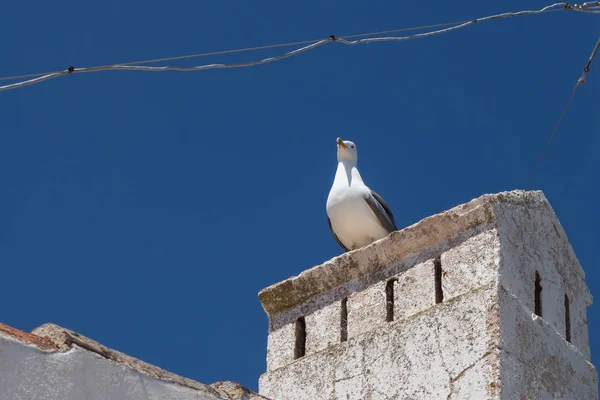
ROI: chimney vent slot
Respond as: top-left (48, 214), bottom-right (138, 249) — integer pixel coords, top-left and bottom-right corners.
top-left (340, 297), bottom-right (348, 342)
top-left (386, 279), bottom-right (397, 322)
top-left (294, 317), bottom-right (306, 359)
top-left (535, 271), bottom-right (542, 317)
top-left (565, 293), bottom-right (571, 343)
top-left (434, 257), bottom-right (443, 304)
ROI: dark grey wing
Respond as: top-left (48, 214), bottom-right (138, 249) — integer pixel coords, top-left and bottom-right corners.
top-left (364, 190), bottom-right (398, 233)
top-left (328, 217), bottom-right (350, 252)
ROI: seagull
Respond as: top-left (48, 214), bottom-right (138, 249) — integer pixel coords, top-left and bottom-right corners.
top-left (326, 137), bottom-right (398, 252)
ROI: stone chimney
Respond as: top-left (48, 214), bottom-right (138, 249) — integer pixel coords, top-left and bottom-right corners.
top-left (257, 190), bottom-right (597, 399)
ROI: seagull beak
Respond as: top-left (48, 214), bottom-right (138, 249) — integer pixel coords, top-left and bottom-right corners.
top-left (337, 137), bottom-right (347, 149)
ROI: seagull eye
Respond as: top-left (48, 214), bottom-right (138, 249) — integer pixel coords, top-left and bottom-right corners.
top-left (351, 145), bottom-right (355, 149)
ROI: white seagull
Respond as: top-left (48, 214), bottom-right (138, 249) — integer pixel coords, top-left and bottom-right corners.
top-left (326, 137), bottom-right (397, 252)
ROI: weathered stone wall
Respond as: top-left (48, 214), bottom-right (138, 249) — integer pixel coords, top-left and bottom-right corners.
top-left (494, 197), bottom-right (592, 360)
top-left (441, 229), bottom-right (499, 299)
top-left (260, 227), bottom-right (502, 399)
top-left (260, 286), bottom-right (501, 399)
top-left (258, 190), bottom-right (597, 400)
top-left (498, 285), bottom-right (597, 399)
top-left (263, 224), bottom-right (497, 372)
top-left (392, 259), bottom-right (435, 322)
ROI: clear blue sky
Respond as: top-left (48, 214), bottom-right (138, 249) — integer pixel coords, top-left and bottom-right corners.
top-left (1, 0), bottom-right (598, 392)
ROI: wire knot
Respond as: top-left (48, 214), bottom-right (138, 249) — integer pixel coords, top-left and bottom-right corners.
top-left (67, 66), bottom-right (75, 73)
top-left (330, 34), bottom-right (337, 41)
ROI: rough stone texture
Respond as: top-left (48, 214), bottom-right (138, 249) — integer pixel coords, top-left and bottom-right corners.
top-left (494, 199), bottom-right (592, 359)
top-left (450, 351), bottom-right (499, 400)
top-left (498, 285), bottom-right (597, 399)
top-left (266, 321), bottom-right (295, 371)
top-left (260, 287), bottom-right (500, 400)
top-left (306, 300), bottom-right (342, 355)
top-left (258, 190), bottom-right (596, 400)
top-left (441, 229), bottom-right (499, 300)
top-left (346, 277), bottom-right (386, 339)
top-left (0, 322), bottom-right (58, 351)
top-left (263, 227), bottom-right (494, 372)
top-left (0, 323), bottom-right (267, 400)
top-left (393, 259), bottom-right (436, 322)
top-left (211, 382), bottom-right (273, 400)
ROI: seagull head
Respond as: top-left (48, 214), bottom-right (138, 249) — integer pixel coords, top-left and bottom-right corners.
top-left (337, 137), bottom-right (358, 164)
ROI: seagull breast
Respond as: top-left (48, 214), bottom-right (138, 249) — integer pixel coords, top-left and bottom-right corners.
top-left (326, 161), bottom-right (394, 251)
